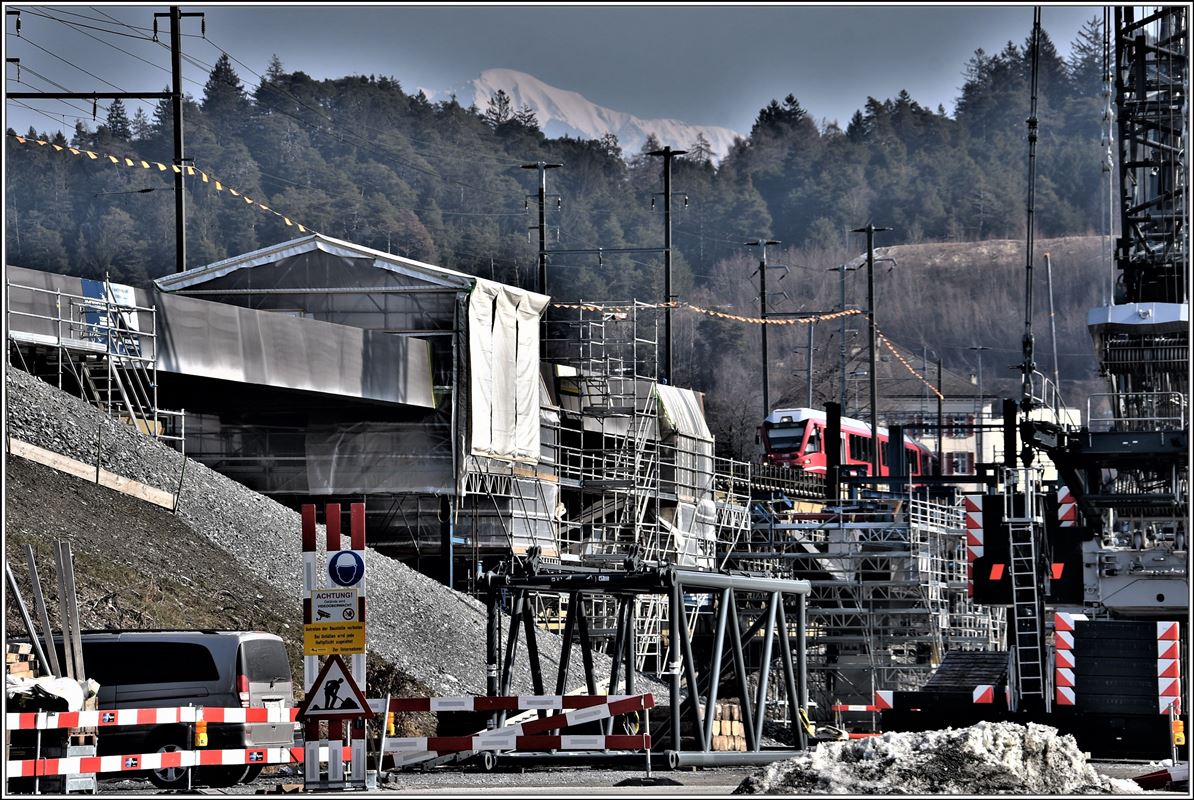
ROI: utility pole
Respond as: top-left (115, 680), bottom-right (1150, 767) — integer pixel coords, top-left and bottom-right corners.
top-left (969, 345), bottom-right (991, 464)
top-left (827, 263), bottom-right (860, 411)
top-left (746, 239), bottom-right (781, 417)
top-left (521, 161), bottom-right (562, 295)
top-left (1044, 251), bottom-right (1060, 402)
top-left (852, 223), bottom-right (892, 478)
top-left (10, 7), bottom-right (203, 274)
top-left (936, 359), bottom-right (944, 475)
top-left (805, 322), bottom-right (814, 408)
top-left (647, 146), bottom-right (686, 384)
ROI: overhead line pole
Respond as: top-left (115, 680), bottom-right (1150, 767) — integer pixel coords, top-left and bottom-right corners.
top-left (10, 7), bottom-right (203, 274)
top-left (746, 239), bottom-right (781, 417)
top-left (852, 223), bottom-right (892, 479)
top-left (648, 146), bottom-right (686, 384)
top-left (521, 161), bottom-right (562, 296)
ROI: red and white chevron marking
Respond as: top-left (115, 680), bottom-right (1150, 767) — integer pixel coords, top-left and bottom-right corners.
top-left (972, 685), bottom-right (995, 704)
top-left (5, 747), bottom-right (304, 778)
top-left (5, 706), bottom-right (299, 731)
top-left (1056, 487), bottom-right (1077, 527)
top-left (370, 694), bottom-right (649, 714)
top-left (873, 690), bottom-right (894, 710)
top-left (1054, 612), bottom-right (1086, 708)
top-left (1157, 621), bottom-right (1182, 715)
top-left (963, 494), bottom-right (984, 559)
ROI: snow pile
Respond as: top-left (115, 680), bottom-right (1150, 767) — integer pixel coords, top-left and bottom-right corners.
top-left (734, 722), bottom-right (1143, 795)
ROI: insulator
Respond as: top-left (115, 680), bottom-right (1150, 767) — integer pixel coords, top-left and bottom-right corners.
top-left (524, 198), bottom-right (528, 211)
top-left (201, 18), bottom-right (206, 37)
top-left (92, 98), bottom-right (97, 120)
top-left (556, 197), bottom-right (562, 209)
top-left (650, 196), bottom-right (655, 210)
top-left (683, 194), bottom-right (689, 208)
top-left (152, 18), bottom-right (158, 41)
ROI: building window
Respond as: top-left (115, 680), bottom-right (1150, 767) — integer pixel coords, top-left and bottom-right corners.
top-left (945, 451), bottom-right (974, 475)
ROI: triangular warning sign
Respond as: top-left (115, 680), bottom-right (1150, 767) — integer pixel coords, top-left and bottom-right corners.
top-left (296, 653), bottom-right (373, 721)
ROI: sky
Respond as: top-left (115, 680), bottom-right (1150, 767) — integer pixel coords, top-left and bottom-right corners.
top-left (4, 3), bottom-right (1104, 139)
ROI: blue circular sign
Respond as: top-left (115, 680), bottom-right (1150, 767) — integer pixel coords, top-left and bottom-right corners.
top-left (327, 550), bottom-right (365, 587)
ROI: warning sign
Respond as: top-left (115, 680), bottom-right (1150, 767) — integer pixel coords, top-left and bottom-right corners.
top-left (296, 653), bottom-right (372, 721)
top-left (304, 588), bottom-right (365, 655)
top-left (304, 622), bottom-right (365, 656)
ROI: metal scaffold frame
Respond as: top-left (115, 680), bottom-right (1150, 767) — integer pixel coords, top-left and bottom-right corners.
top-left (7, 278), bottom-right (185, 453)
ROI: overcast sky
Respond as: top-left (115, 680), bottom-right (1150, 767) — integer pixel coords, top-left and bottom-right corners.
top-left (5, 4), bottom-right (1103, 138)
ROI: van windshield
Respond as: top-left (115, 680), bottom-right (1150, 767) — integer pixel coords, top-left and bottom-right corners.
top-left (240, 639), bottom-right (291, 683)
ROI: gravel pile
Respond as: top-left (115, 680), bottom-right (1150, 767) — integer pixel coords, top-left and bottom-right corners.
top-left (733, 722), bottom-right (1143, 795)
top-left (5, 368), bottom-right (638, 701)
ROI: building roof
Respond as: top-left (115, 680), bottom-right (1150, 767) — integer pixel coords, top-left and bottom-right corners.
top-left (154, 233), bottom-right (505, 294)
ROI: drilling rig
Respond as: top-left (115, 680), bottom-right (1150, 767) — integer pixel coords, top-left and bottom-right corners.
top-left (886, 7), bottom-right (1188, 758)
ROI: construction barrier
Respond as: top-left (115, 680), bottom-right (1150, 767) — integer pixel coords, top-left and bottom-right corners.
top-left (371, 694), bottom-right (647, 713)
top-left (5, 706), bottom-right (299, 730)
top-left (6, 747), bottom-right (304, 778)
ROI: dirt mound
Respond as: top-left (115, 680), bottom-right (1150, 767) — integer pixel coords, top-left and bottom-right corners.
top-left (733, 722), bottom-right (1143, 795)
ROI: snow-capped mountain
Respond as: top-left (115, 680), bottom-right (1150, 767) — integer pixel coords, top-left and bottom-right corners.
top-left (433, 69), bottom-right (742, 161)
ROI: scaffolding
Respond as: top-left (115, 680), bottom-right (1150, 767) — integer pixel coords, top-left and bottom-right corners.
top-left (735, 488), bottom-right (1004, 722)
top-left (7, 277), bottom-right (185, 453)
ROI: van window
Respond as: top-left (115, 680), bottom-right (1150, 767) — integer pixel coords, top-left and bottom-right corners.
top-left (82, 642), bottom-right (220, 685)
top-left (240, 639), bottom-right (290, 682)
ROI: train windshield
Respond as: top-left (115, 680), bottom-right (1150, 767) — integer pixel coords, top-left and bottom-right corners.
top-left (764, 421), bottom-right (806, 453)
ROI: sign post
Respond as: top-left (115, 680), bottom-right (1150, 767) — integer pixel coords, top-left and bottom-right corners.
top-left (300, 503), bottom-right (370, 791)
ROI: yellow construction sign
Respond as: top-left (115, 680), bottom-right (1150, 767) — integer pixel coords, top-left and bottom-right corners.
top-left (303, 588), bottom-right (365, 655)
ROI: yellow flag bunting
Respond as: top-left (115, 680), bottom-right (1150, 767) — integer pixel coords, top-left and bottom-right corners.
top-left (9, 133), bottom-right (314, 235)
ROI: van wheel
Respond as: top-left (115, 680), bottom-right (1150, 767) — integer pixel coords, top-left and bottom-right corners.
top-left (203, 766), bottom-right (251, 787)
top-left (146, 735), bottom-right (191, 790)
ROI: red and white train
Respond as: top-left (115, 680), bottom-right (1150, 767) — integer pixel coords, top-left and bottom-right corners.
top-left (759, 407), bottom-right (934, 477)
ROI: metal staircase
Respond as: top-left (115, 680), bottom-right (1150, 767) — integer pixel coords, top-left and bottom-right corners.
top-left (1003, 467), bottom-right (1049, 712)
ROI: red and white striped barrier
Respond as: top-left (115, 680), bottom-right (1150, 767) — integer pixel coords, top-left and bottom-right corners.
top-left (1132, 763), bottom-right (1188, 791)
top-left (6, 747), bottom-right (304, 778)
top-left (873, 690), bottom-right (893, 710)
top-left (5, 706), bottom-right (299, 731)
top-left (1158, 621), bottom-right (1182, 715)
top-left (370, 694), bottom-right (647, 714)
top-left (830, 704), bottom-right (880, 712)
top-left (972, 685), bottom-right (995, 704)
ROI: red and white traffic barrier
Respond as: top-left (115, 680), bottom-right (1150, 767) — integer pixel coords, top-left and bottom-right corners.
top-left (6, 747), bottom-right (304, 778)
top-left (1132, 763), bottom-right (1188, 791)
top-left (370, 694), bottom-right (647, 714)
top-left (5, 706), bottom-right (299, 731)
top-left (873, 690), bottom-right (893, 710)
top-left (830, 704), bottom-right (880, 713)
top-left (382, 734), bottom-right (649, 767)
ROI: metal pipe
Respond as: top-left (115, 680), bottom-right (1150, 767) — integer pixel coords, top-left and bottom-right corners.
top-left (170, 5), bottom-right (186, 273)
top-left (674, 583), bottom-right (706, 751)
top-left (774, 597), bottom-right (802, 750)
top-left (667, 749), bottom-right (806, 768)
top-left (574, 600), bottom-right (599, 696)
top-left (795, 593), bottom-right (808, 744)
top-left (520, 601), bottom-right (545, 698)
top-left (554, 591), bottom-right (579, 695)
top-left (701, 588), bottom-right (730, 750)
top-left (726, 592), bottom-right (757, 751)
top-left (5, 561), bottom-right (51, 676)
top-left (608, 598), bottom-right (627, 705)
top-left (668, 583), bottom-right (682, 750)
top-left (485, 593), bottom-right (499, 698)
top-left (1045, 252), bottom-right (1061, 399)
top-left (752, 593), bottom-right (778, 746)
top-left (174, 286), bottom-right (458, 295)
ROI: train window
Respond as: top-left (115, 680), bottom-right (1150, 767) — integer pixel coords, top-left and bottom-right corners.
top-left (806, 426), bottom-right (821, 453)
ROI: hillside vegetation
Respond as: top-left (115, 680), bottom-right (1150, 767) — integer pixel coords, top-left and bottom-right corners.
top-left (5, 16), bottom-right (1115, 445)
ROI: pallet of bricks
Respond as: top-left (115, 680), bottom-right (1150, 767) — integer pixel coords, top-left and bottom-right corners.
top-left (6, 643), bottom-right (100, 795)
top-left (710, 700), bottom-right (746, 752)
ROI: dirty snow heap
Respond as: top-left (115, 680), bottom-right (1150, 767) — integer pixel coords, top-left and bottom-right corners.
top-left (733, 722), bottom-right (1142, 795)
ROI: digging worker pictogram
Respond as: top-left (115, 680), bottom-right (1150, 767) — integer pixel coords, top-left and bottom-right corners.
top-left (322, 677), bottom-right (344, 710)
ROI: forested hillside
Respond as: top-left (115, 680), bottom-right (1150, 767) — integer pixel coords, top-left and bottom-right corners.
top-left (6, 18), bottom-right (1115, 443)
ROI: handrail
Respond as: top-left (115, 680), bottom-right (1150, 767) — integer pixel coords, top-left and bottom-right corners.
top-left (1087, 391), bottom-right (1188, 432)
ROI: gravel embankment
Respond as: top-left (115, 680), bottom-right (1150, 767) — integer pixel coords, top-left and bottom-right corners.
top-left (5, 367), bottom-right (639, 702)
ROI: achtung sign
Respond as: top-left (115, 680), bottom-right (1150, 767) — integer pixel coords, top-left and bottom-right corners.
top-left (304, 588), bottom-right (365, 655)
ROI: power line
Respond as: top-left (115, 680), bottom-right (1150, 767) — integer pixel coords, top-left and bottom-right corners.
top-left (13, 7), bottom-right (166, 41)
top-left (9, 33), bottom-right (126, 92)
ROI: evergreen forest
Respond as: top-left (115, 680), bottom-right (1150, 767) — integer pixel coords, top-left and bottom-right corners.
top-left (5, 19), bottom-right (1118, 449)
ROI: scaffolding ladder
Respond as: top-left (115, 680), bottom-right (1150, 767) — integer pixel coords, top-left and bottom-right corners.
top-left (1003, 467), bottom-right (1050, 712)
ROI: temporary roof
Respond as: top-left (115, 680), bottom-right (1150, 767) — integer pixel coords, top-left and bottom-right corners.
top-left (155, 232), bottom-right (506, 293)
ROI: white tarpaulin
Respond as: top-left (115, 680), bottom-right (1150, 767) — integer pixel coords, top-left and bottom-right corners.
top-left (467, 279), bottom-right (549, 463)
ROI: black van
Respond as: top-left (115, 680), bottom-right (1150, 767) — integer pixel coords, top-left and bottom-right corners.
top-left (55, 630), bottom-right (294, 789)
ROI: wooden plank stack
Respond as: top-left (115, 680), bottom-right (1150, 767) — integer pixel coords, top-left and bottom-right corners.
top-left (711, 700), bottom-right (747, 752)
top-left (6, 642), bottom-right (39, 681)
